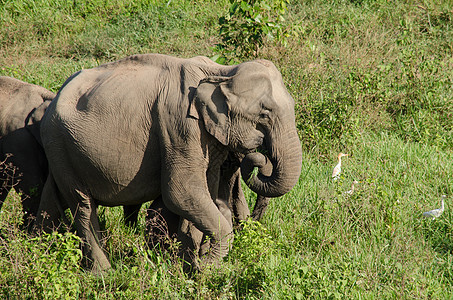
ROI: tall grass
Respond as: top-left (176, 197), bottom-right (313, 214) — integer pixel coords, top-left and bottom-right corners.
top-left (1, 0), bottom-right (452, 298)
top-left (273, 0), bottom-right (453, 155)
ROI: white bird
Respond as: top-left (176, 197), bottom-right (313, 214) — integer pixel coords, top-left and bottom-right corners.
top-left (423, 195), bottom-right (446, 220)
top-left (344, 180), bottom-right (359, 195)
top-left (332, 153), bottom-right (348, 181)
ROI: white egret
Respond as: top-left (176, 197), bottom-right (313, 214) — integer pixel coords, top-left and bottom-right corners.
top-left (332, 153), bottom-right (348, 181)
top-left (344, 180), bottom-right (359, 195)
top-left (423, 195), bottom-right (446, 220)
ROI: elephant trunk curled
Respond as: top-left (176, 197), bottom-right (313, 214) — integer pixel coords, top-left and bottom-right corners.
top-left (241, 124), bottom-right (302, 198)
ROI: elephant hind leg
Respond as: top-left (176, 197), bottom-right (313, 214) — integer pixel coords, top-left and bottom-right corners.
top-left (35, 172), bottom-right (111, 272)
top-left (67, 189), bottom-right (111, 273)
top-left (16, 172), bottom-right (45, 232)
top-left (0, 157), bottom-right (14, 213)
top-left (34, 172), bottom-right (64, 232)
top-left (123, 204), bottom-right (142, 228)
top-left (0, 178), bottom-right (9, 214)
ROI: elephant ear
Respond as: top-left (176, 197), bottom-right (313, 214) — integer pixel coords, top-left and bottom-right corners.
top-left (191, 76), bottom-right (234, 146)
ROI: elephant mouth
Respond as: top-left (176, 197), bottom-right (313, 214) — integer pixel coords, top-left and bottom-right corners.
top-left (239, 133), bottom-right (265, 154)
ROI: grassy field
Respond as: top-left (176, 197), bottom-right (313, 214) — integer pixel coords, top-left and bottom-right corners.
top-left (1, 0), bottom-right (452, 298)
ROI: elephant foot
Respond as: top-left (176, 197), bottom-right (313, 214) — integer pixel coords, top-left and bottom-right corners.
top-left (179, 247), bottom-right (201, 275)
top-left (83, 245), bottom-right (112, 274)
top-left (90, 259), bottom-right (112, 274)
top-left (199, 230), bottom-right (234, 266)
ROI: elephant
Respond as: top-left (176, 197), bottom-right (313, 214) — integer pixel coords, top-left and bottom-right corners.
top-left (35, 53), bottom-right (302, 272)
top-left (0, 76), bottom-right (145, 232)
top-left (145, 151), bottom-right (272, 271)
top-left (0, 76), bottom-right (55, 230)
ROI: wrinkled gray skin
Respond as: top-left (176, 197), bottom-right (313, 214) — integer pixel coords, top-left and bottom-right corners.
top-left (0, 76), bottom-right (55, 230)
top-left (36, 54), bottom-right (302, 272)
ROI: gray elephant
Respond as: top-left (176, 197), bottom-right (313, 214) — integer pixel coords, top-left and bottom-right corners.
top-left (144, 152), bottom-right (269, 256)
top-left (0, 76), bottom-right (55, 230)
top-left (145, 150), bottom-right (272, 243)
top-left (35, 54), bottom-right (302, 272)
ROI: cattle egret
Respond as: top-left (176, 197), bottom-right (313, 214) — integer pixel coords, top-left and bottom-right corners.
top-left (332, 153), bottom-right (348, 181)
top-left (344, 180), bottom-right (359, 195)
top-left (423, 195), bottom-right (446, 220)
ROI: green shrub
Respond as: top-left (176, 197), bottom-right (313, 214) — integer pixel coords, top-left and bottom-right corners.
top-left (0, 231), bottom-right (82, 299)
top-left (214, 0), bottom-right (291, 63)
top-left (229, 219), bottom-right (274, 295)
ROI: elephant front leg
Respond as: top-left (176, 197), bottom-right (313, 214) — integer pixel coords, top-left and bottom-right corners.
top-left (251, 195), bottom-right (271, 221)
top-left (162, 167), bottom-right (233, 268)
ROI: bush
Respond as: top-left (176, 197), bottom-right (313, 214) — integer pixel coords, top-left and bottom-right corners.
top-left (0, 231), bottom-right (82, 299)
top-left (214, 0), bottom-right (291, 63)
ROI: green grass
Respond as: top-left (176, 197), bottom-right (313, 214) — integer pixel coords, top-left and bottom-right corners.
top-left (1, 0), bottom-right (452, 298)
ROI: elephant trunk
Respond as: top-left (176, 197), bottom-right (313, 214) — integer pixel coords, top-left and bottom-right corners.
top-left (241, 125), bottom-right (302, 198)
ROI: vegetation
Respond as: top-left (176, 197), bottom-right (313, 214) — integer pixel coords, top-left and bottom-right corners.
top-left (214, 0), bottom-right (291, 63)
top-left (1, 0), bottom-right (452, 298)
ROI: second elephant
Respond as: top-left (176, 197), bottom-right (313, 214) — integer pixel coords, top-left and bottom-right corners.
top-left (145, 151), bottom-right (272, 270)
top-left (0, 76), bottom-right (54, 229)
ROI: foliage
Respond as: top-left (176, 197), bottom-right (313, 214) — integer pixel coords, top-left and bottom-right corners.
top-left (28, 232), bottom-right (82, 299)
top-left (229, 219), bottom-right (274, 294)
top-left (276, 0), bottom-right (452, 155)
top-left (213, 0), bottom-right (291, 63)
top-left (0, 231), bottom-right (82, 299)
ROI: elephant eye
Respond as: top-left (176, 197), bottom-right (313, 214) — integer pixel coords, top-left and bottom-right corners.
top-left (260, 110), bottom-right (270, 120)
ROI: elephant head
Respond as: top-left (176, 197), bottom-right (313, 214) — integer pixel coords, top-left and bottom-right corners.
top-left (191, 60), bottom-right (302, 198)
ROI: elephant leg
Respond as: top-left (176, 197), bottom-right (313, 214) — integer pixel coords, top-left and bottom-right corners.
top-left (0, 172), bottom-right (9, 213)
top-left (178, 218), bottom-right (204, 272)
top-left (65, 189), bottom-right (111, 272)
top-left (228, 169), bottom-right (250, 225)
top-left (219, 153), bottom-right (251, 225)
top-left (199, 196), bottom-right (233, 258)
top-left (34, 173), bottom-right (63, 232)
top-left (144, 196), bottom-right (204, 273)
top-left (163, 194), bottom-right (233, 268)
top-left (123, 204), bottom-right (141, 227)
top-left (15, 169), bottom-right (45, 231)
top-left (35, 172), bottom-right (110, 272)
top-left (0, 155), bottom-right (14, 213)
top-left (145, 196), bottom-right (179, 251)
